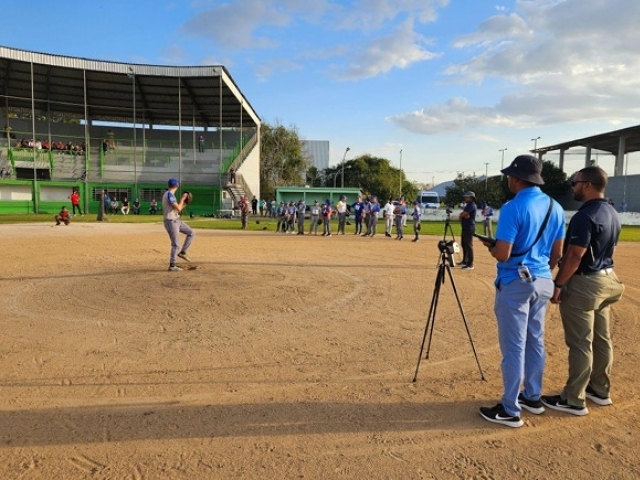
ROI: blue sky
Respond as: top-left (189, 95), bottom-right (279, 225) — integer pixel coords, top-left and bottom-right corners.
top-left (2, 0), bottom-right (639, 185)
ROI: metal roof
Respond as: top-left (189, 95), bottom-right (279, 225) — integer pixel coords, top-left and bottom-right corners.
top-left (534, 124), bottom-right (640, 155)
top-left (0, 45), bottom-right (260, 128)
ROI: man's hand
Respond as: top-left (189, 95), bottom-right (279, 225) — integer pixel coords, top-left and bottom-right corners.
top-left (550, 288), bottom-right (562, 304)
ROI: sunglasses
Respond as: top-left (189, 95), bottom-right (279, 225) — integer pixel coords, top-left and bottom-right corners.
top-left (570, 180), bottom-right (589, 187)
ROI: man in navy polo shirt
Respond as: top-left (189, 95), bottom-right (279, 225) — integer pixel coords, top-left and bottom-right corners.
top-left (478, 155), bottom-right (565, 428)
top-left (543, 166), bottom-right (624, 415)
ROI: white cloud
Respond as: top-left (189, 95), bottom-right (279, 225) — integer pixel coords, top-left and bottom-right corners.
top-left (181, 0), bottom-right (291, 49)
top-left (391, 0), bottom-right (640, 134)
top-left (181, 0), bottom-right (448, 80)
top-left (339, 19), bottom-right (440, 80)
top-left (255, 58), bottom-right (303, 81)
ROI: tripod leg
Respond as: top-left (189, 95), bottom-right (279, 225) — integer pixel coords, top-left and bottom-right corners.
top-left (444, 265), bottom-right (486, 380)
top-left (412, 264), bottom-right (444, 382)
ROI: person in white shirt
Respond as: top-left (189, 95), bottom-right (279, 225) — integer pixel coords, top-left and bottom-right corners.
top-left (382, 198), bottom-right (394, 237)
top-left (335, 195), bottom-right (348, 234)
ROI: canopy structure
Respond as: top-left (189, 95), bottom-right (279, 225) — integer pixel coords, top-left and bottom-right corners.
top-left (0, 45), bottom-right (260, 128)
top-left (533, 124), bottom-right (640, 176)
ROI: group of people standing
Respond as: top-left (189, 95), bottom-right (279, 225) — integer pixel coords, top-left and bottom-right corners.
top-left (270, 195), bottom-right (423, 241)
top-left (474, 155), bottom-right (624, 429)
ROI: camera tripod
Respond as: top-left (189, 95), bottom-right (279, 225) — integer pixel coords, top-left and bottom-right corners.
top-left (412, 213), bottom-right (485, 382)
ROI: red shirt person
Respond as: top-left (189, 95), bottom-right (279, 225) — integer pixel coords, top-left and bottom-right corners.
top-left (68, 190), bottom-right (83, 216)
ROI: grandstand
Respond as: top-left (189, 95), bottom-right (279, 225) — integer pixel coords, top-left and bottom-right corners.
top-left (0, 46), bottom-right (260, 215)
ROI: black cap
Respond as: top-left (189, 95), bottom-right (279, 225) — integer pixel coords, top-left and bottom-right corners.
top-left (501, 154), bottom-right (544, 185)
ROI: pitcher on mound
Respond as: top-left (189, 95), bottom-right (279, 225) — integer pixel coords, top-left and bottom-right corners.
top-left (163, 178), bottom-right (194, 272)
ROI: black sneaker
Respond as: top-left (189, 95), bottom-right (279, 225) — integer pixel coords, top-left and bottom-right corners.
top-left (518, 393), bottom-right (545, 415)
top-left (585, 385), bottom-right (613, 406)
top-left (541, 395), bottom-right (589, 416)
top-left (479, 403), bottom-right (523, 428)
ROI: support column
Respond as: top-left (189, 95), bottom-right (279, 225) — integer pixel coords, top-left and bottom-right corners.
top-left (585, 145), bottom-right (592, 168)
top-left (559, 148), bottom-right (565, 173)
top-left (614, 136), bottom-right (626, 176)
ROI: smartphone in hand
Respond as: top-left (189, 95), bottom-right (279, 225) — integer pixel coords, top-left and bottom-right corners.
top-left (473, 233), bottom-right (496, 246)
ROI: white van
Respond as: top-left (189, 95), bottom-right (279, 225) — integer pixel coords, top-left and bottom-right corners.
top-left (417, 191), bottom-right (440, 209)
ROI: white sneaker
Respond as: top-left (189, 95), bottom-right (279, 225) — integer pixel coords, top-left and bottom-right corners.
top-left (168, 265), bottom-right (183, 272)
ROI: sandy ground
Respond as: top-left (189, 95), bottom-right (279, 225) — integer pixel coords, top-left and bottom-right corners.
top-left (0, 221), bottom-right (638, 479)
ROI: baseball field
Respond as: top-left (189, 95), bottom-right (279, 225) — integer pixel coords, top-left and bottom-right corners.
top-left (1, 221), bottom-right (638, 479)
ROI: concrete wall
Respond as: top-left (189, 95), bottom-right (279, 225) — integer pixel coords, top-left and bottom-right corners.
top-left (560, 173), bottom-right (640, 212)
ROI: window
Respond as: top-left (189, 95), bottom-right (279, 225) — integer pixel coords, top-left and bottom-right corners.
top-left (93, 187), bottom-right (130, 201)
top-left (139, 188), bottom-right (166, 202)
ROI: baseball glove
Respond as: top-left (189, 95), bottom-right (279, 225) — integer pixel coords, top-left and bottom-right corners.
top-left (183, 191), bottom-right (193, 204)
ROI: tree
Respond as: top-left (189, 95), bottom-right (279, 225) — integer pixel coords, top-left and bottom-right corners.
top-left (445, 174), bottom-right (504, 208)
top-left (260, 121), bottom-right (311, 199)
top-left (539, 160), bottom-right (570, 201)
top-left (321, 154), bottom-right (417, 202)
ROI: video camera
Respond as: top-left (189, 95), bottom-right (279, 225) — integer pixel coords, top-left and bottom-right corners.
top-left (438, 239), bottom-right (459, 267)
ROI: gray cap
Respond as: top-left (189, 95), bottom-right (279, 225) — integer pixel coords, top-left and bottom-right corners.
top-left (463, 191), bottom-right (475, 198)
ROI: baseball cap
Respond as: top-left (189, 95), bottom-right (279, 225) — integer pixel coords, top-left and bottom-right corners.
top-left (413, 200), bottom-right (419, 205)
top-left (168, 178), bottom-right (179, 187)
top-left (463, 191), bottom-right (475, 198)
top-left (501, 154), bottom-right (545, 185)
top-left (314, 200), bottom-right (318, 204)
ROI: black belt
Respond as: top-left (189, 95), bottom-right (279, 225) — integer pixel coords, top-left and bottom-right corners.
top-left (576, 268), bottom-right (613, 276)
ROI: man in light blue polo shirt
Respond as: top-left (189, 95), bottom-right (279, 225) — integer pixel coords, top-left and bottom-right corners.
top-left (477, 155), bottom-right (565, 428)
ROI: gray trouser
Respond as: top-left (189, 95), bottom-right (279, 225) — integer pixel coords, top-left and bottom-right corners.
top-left (323, 216), bottom-right (331, 235)
top-left (337, 212), bottom-right (347, 234)
top-left (297, 216), bottom-right (305, 233)
top-left (395, 216), bottom-right (403, 237)
top-left (483, 217), bottom-right (493, 237)
top-left (368, 214), bottom-right (378, 235)
top-left (309, 215), bottom-right (320, 233)
top-left (164, 218), bottom-right (194, 265)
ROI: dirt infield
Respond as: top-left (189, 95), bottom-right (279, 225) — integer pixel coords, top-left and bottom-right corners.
top-left (1, 222), bottom-right (639, 479)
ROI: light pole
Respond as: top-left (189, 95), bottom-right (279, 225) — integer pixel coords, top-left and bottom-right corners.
top-left (484, 162), bottom-right (489, 192)
top-left (399, 149), bottom-right (403, 196)
top-left (499, 148), bottom-right (508, 171)
top-left (531, 136), bottom-right (540, 152)
top-left (333, 171), bottom-right (339, 188)
top-left (341, 146), bottom-right (350, 188)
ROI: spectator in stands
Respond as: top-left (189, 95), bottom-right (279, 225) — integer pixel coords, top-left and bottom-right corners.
top-left (110, 197), bottom-right (119, 214)
top-left (35, 139), bottom-right (42, 150)
top-left (102, 139), bottom-right (109, 154)
top-left (121, 197), bottom-right (130, 215)
top-left (55, 206), bottom-right (70, 226)
top-left (0, 167), bottom-right (9, 179)
top-left (42, 139), bottom-right (50, 150)
top-left (132, 199), bottom-right (141, 215)
top-left (107, 129), bottom-right (116, 150)
top-left (66, 141), bottom-right (74, 152)
top-left (103, 192), bottom-right (111, 213)
top-left (198, 134), bottom-right (205, 153)
top-left (251, 195), bottom-right (258, 215)
top-left (149, 199), bottom-right (158, 215)
top-left (228, 168), bottom-right (236, 184)
top-left (56, 140), bottom-right (64, 150)
top-left (2, 124), bottom-right (16, 140)
top-left (69, 189), bottom-right (82, 216)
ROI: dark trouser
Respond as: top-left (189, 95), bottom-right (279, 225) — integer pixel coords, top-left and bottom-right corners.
top-left (461, 228), bottom-right (474, 266)
top-left (355, 216), bottom-right (363, 234)
top-left (72, 204), bottom-right (82, 215)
